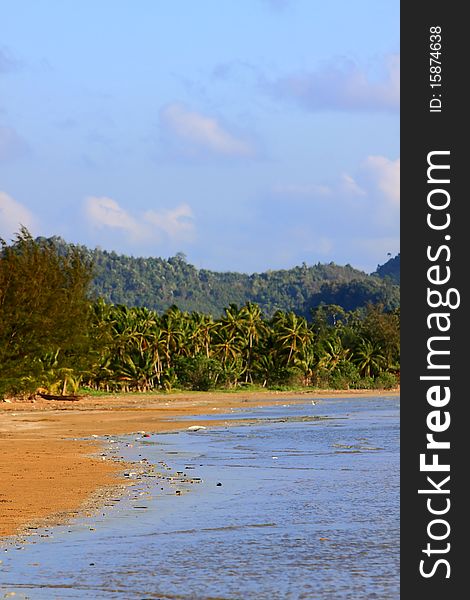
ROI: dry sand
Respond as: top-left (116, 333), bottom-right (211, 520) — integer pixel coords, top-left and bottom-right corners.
top-left (0, 389), bottom-right (398, 538)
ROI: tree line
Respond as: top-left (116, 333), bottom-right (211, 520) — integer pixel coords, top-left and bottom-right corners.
top-left (39, 236), bottom-right (400, 317)
top-left (0, 230), bottom-right (399, 398)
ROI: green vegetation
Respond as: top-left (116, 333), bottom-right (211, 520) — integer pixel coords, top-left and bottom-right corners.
top-left (0, 229), bottom-right (95, 396)
top-left (373, 253), bottom-right (400, 284)
top-left (39, 236), bottom-right (400, 317)
top-left (0, 231), bottom-right (400, 398)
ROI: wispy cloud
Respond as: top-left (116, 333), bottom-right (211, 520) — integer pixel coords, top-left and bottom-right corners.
top-left (84, 196), bottom-right (141, 238)
top-left (144, 204), bottom-right (194, 240)
top-left (270, 173), bottom-right (366, 203)
top-left (359, 155), bottom-right (399, 227)
top-left (265, 54), bottom-right (399, 113)
top-left (0, 191), bottom-right (35, 239)
top-left (255, 153), bottom-right (399, 269)
top-left (159, 103), bottom-right (255, 159)
top-left (84, 196), bottom-right (195, 244)
top-left (0, 125), bottom-right (30, 162)
top-left (362, 155), bottom-right (399, 205)
top-left (338, 173), bottom-right (367, 198)
top-left (271, 156), bottom-right (399, 217)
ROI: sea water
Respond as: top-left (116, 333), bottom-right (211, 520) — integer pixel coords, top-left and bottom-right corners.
top-left (0, 396), bottom-right (399, 599)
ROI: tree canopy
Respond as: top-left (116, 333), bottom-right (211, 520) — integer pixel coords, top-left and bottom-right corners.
top-left (0, 229), bottom-right (94, 396)
top-left (0, 232), bottom-right (400, 398)
top-left (38, 236), bottom-right (400, 317)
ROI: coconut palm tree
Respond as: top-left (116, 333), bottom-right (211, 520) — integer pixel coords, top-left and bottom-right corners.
top-left (353, 338), bottom-right (386, 378)
top-left (274, 312), bottom-right (312, 365)
top-left (238, 302), bottom-right (267, 382)
top-left (188, 312), bottom-right (215, 358)
top-left (160, 305), bottom-right (185, 368)
top-left (317, 337), bottom-right (351, 373)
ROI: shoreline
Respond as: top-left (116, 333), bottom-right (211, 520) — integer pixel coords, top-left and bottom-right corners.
top-left (0, 388), bottom-right (399, 539)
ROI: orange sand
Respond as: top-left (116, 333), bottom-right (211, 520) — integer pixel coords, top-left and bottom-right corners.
top-left (0, 389), bottom-right (398, 537)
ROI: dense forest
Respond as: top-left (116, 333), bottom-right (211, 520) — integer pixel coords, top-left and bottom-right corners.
top-left (373, 253), bottom-right (400, 284)
top-left (40, 236), bottom-right (400, 316)
top-left (0, 231), bottom-right (399, 398)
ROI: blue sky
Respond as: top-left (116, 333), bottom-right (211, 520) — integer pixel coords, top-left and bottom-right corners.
top-left (1, 0), bottom-right (399, 273)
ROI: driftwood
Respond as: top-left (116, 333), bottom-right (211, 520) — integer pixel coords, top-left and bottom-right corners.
top-left (37, 392), bottom-right (81, 402)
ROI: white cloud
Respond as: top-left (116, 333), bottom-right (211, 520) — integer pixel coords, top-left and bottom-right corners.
top-left (339, 155), bottom-right (399, 228)
top-left (267, 53), bottom-right (399, 113)
top-left (363, 155), bottom-right (400, 205)
top-left (0, 191), bottom-right (35, 239)
top-left (145, 204), bottom-right (194, 241)
top-left (339, 173), bottom-right (366, 197)
top-left (85, 196), bottom-right (141, 237)
top-left (159, 103), bottom-right (255, 158)
top-left (269, 155), bottom-right (398, 215)
top-left (256, 153), bottom-right (399, 270)
top-left (84, 196), bottom-right (195, 243)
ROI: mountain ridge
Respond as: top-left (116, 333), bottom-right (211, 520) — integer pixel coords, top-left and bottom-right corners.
top-left (37, 237), bottom-right (400, 317)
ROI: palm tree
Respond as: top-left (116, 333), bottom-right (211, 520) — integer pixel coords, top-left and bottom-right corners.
top-left (274, 312), bottom-right (312, 365)
top-left (253, 353), bottom-right (276, 387)
top-left (148, 321), bottom-right (165, 386)
top-left (238, 302), bottom-right (267, 382)
top-left (294, 346), bottom-right (317, 387)
top-left (188, 312), bottom-right (215, 358)
top-left (160, 305), bottom-right (185, 368)
top-left (353, 338), bottom-right (386, 378)
top-left (317, 337), bottom-right (350, 373)
top-left (220, 304), bottom-right (243, 338)
top-left (213, 327), bottom-right (242, 366)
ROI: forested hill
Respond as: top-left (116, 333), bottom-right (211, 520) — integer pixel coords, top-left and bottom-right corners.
top-left (39, 237), bottom-right (400, 317)
top-left (373, 253), bottom-right (400, 284)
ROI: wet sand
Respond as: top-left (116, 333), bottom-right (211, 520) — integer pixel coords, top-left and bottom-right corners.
top-left (0, 389), bottom-right (398, 538)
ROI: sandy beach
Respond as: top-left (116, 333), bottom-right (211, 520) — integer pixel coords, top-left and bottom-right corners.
top-left (0, 389), bottom-right (398, 538)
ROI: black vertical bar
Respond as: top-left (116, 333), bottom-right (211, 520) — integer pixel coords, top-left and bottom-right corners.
top-left (401, 3), bottom-right (466, 597)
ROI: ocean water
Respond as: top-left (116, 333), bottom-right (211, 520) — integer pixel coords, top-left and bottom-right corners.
top-left (0, 396), bottom-right (399, 599)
